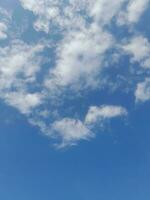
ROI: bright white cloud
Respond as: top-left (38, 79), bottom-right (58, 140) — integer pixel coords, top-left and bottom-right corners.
top-left (19, 0), bottom-right (150, 33)
top-left (45, 24), bottom-right (114, 90)
top-left (50, 105), bottom-right (127, 147)
top-left (0, 22), bottom-right (8, 40)
top-left (122, 35), bottom-right (150, 68)
top-left (122, 35), bottom-right (150, 103)
top-left (135, 78), bottom-right (150, 102)
top-left (52, 118), bottom-right (92, 148)
top-left (19, 0), bottom-right (89, 33)
top-left (4, 91), bottom-right (42, 114)
top-left (126, 0), bottom-right (149, 23)
top-left (0, 40), bottom-right (46, 113)
top-left (89, 0), bottom-right (123, 24)
top-left (117, 0), bottom-right (150, 25)
top-left (0, 40), bottom-right (45, 89)
top-left (0, 7), bottom-right (11, 40)
top-left (85, 105), bottom-right (128, 125)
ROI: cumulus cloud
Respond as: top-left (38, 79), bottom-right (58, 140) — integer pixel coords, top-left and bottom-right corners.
top-left (126, 0), bottom-right (149, 23)
top-left (123, 35), bottom-right (150, 68)
top-left (4, 91), bottom-right (42, 114)
top-left (0, 40), bottom-right (46, 113)
top-left (45, 25), bottom-right (114, 90)
top-left (0, 40), bottom-right (44, 87)
top-left (135, 78), bottom-right (150, 102)
top-left (52, 118), bottom-right (92, 148)
top-left (117, 0), bottom-right (150, 25)
top-left (49, 105), bottom-right (127, 147)
top-left (85, 105), bottom-right (128, 125)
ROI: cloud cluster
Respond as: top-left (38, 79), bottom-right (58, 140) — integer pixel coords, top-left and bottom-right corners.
top-left (0, 0), bottom-right (149, 147)
top-left (51, 105), bottom-right (127, 148)
top-left (122, 35), bottom-right (150, 101)
top-left (0, 40), bottom-right (45, 114)
top-left (123, 35), bottom-right (150, 69)
top-left (45, 25), bottom-right (114, 90)
top-left (19, 0), bottom-right (150, 32)
top-left (117, 0), bottom-right (149, 25)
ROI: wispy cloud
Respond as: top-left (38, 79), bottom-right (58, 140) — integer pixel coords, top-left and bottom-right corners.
top-left (0, 7), bottom-right (11, 40)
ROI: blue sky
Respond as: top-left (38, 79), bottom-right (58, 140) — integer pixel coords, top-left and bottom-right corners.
top-left (0, 0), bottom-right (150, 199)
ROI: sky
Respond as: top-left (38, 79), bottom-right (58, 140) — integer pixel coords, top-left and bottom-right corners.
top-left (0, 0), bottom-right (150, 199)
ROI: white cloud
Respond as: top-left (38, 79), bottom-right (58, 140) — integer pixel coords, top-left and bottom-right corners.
top-left (19, 0), bottom-right (150, 96)
top-left (47, 105), bottom-right (127, 147)
top-left (0, 40), bottom-right (46, 113)
top-left (122, 35), bottom-right (150, 68)
top-left (19, 0), bottom-right (122, 33)
top-left (91, 0), bottom-right (149, 26)
top-left (90, 0), bottom-right (125, 24)
top-left (20, 0), bottom-right (120, 93)
top-left (0, 40), bottom-right (44, 89)
top-left (0, 22), bottom-right (8, 40)
top-left (18, 0), bottom-right (150, 96)
top-left (85, 105), bottom-right (128, 125)
top-left (19, 0), bottom-right (89, 33)
top-left (127, 0), bottom-right (149, 23)
top-left (45, 24), bottom-right (114, 90)
top-left (19, 0), bottom-right (150, 34)
top-left (4, 91), bottom-right (42, 114)
top-left (117, 0), bottom-right (150, 25)
top-left (0, 7), bottom-right (11, 40)
top-left (52, 118), bottom-right (92, 148)
top-left (122, 35), bottom-right (150, 103)
top-left (20, 0), bottom-right (124, 33)
top-left (135, 78), bottom-right (150, 102)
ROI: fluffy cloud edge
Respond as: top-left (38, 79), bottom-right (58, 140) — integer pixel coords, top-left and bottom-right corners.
top-left (85, 105), bottom-right (128, 125)
top-left (48, 105), bottom-right (127, 148)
